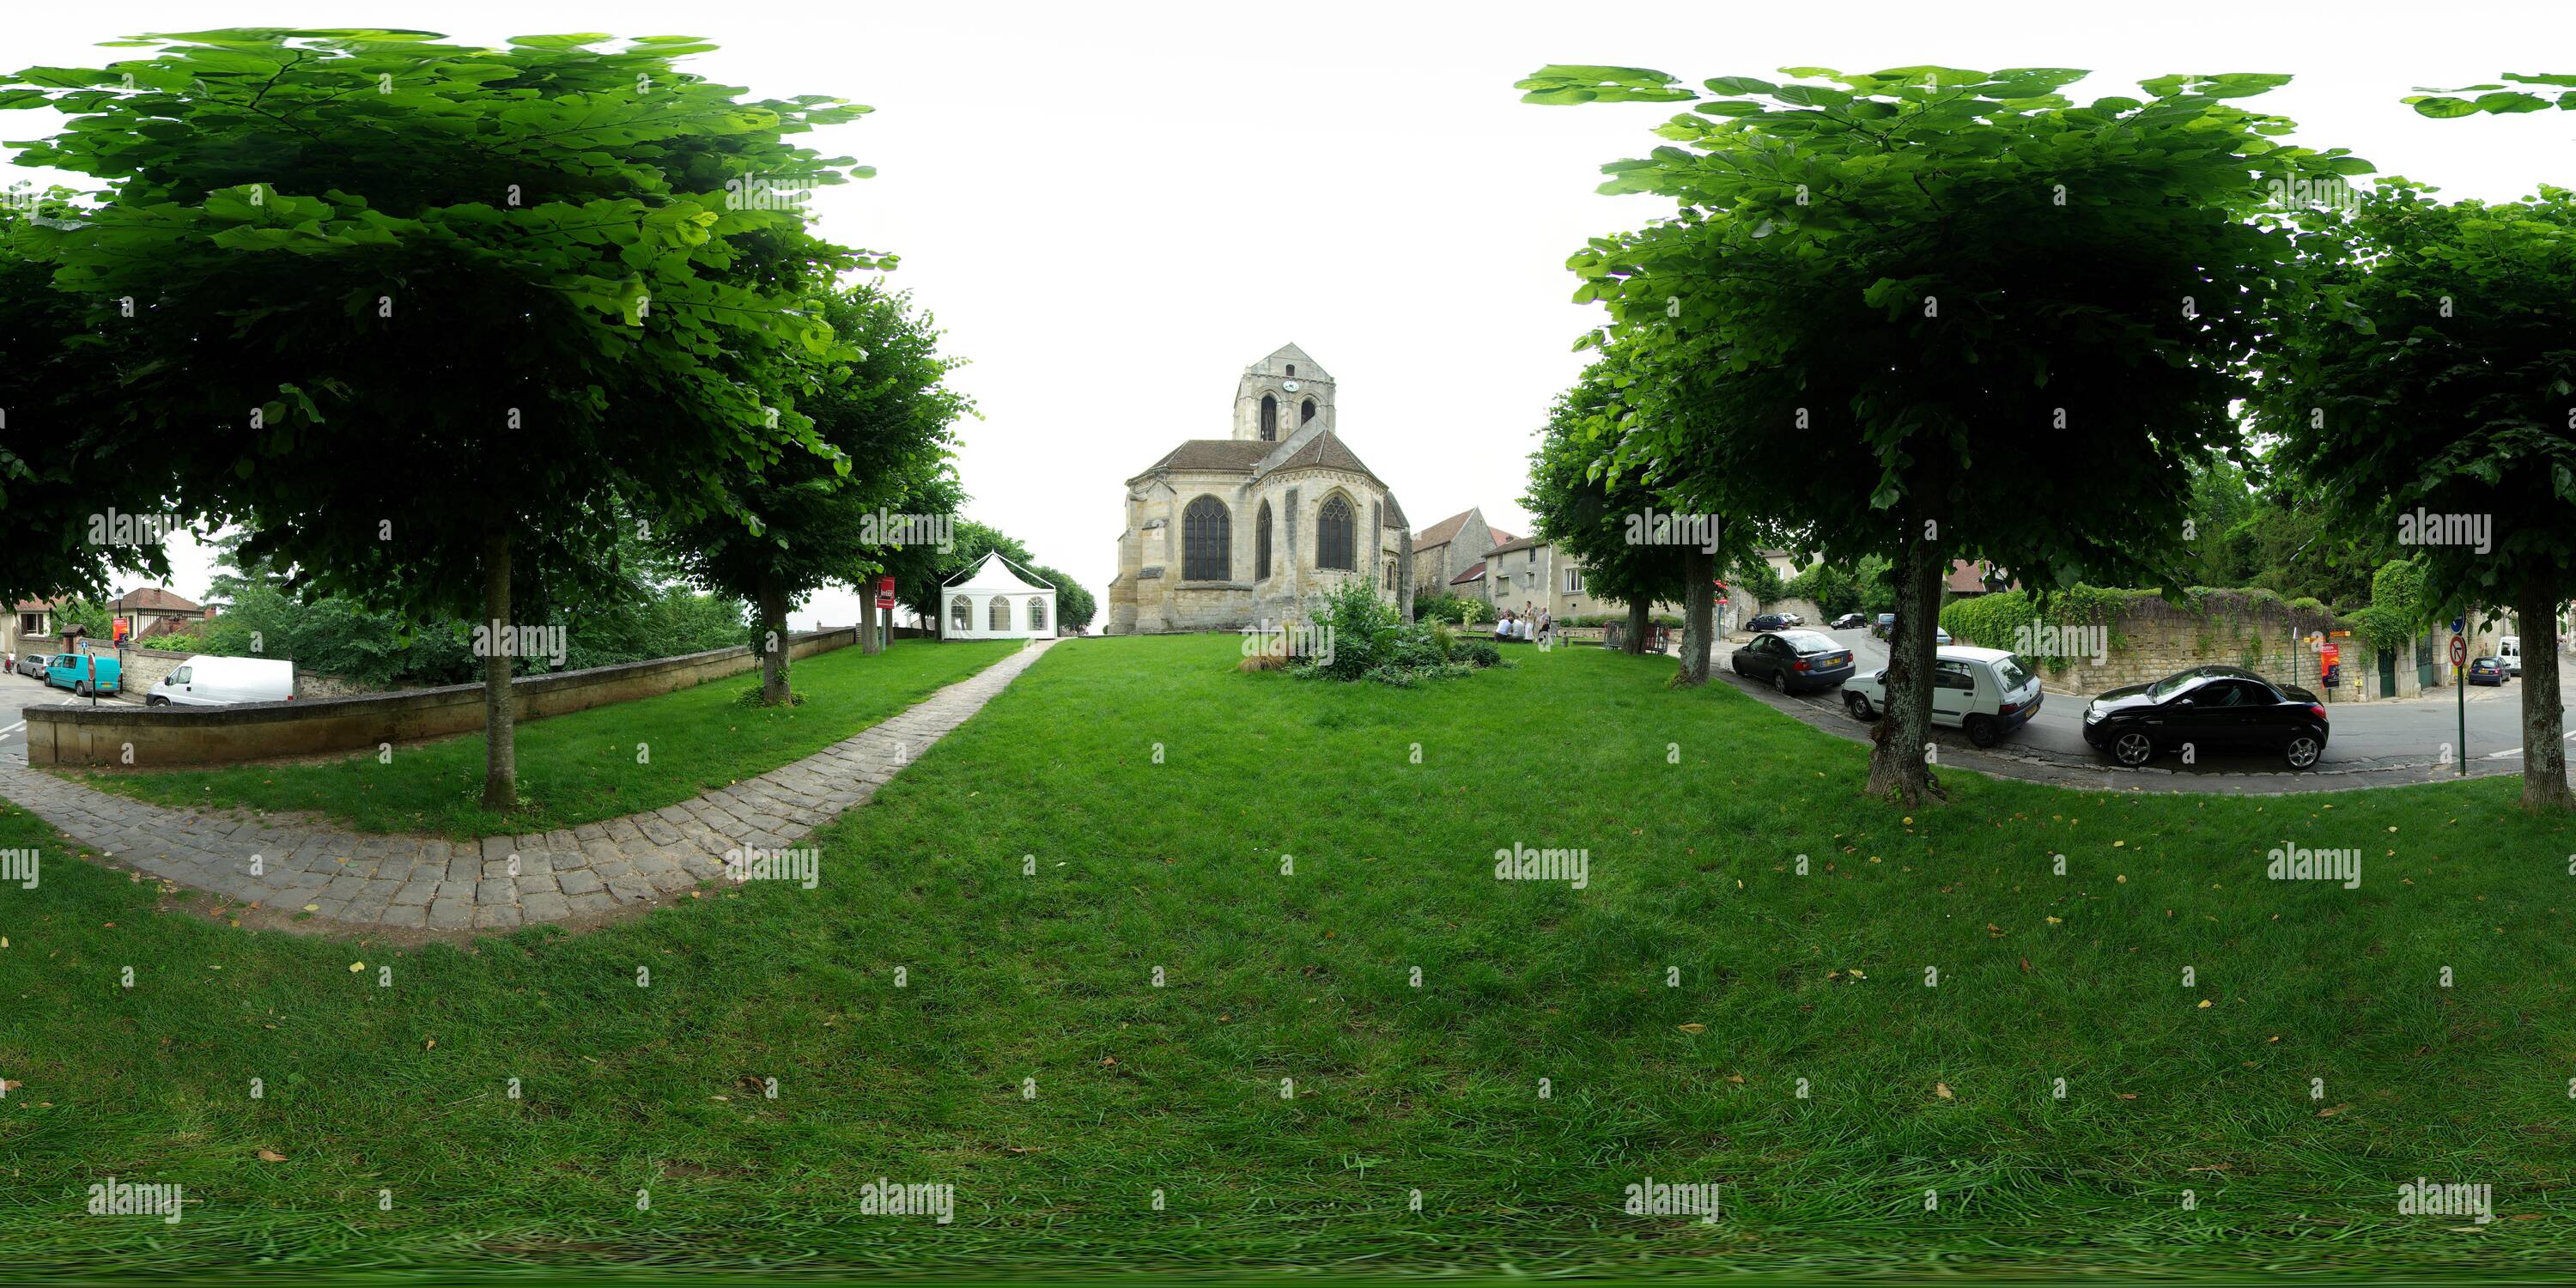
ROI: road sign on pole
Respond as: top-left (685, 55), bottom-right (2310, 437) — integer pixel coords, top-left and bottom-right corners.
top-left (2453, 634), bottom-right (2468, 776)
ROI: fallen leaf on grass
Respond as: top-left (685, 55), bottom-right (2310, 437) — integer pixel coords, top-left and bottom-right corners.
top-left (2117, 1093), bottom-right (2138, 1100)
top-left (256, 1149), bottom-right (287, 1162)
top-left (2318, 1103), bottom-right (2351, 1117)
top-left (2197, 999), bottom-right (2213, 1009)
top-left (1934, 1082), bottom-right (1953, 1099)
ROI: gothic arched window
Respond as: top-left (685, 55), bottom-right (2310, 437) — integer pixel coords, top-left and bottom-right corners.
top-left (989, 597), bottom-right (1010, 631)
top-left (1300, 397), bottom-right (1316, 425)
top-left (1183, 495), bottom-right (1231, 580)
top-left (1255, 501), bottom-right (1273, 580)
top-left (1028, 597), bottom-right (1048, 632)
top-left (949, 595), bottom-right (971, 633)
top-left (1317, 495), bottom-right (1354, 571)
top-left (1259, 394), bottom-right (1278, 441)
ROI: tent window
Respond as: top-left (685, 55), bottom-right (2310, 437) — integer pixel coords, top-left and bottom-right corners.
top-left (1183, 495), bottom-right (1230, 580)
top-left (1316, 495), bottom-right (1354, 571)
top-left (1029, 597), bottom-right (1047, 632)
top-left (1255, 501), bottom-right (1273, 581)
top-left (949, 595), bottom-right (971, 632)
top-left (989, 597), bottom-right (1010, 631)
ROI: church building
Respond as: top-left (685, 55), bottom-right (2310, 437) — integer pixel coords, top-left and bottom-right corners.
top-left (1107, 344), bottom-right (1412, 635)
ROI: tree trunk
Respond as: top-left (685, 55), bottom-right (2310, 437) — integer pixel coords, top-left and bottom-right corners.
top-left (479, 520), bottom-right (517, 812)
top-left (878, 598), bottom-right (894, 652)
top-left (757, 574), bottom-right (792, 705)
top-left (1625, 597), bottom-right (1649, 655)
top-left (2515, 577), bottom-right (2573, 811)
top-left (860, 581), bottom-right (882, 655)
top-left (1678, 548), bottom-right (1714, 684)
top-left (1865, 512), bottom-right (1947, 807)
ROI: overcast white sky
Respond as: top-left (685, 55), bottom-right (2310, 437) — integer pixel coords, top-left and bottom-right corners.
top-left (14, 0), bottom-right (2576, 628)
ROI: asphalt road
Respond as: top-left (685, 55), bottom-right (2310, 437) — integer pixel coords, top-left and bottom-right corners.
top-left (1707, 625), bottom-right (2568, 793)
top-left (0, 666), bottom-right (122, 763)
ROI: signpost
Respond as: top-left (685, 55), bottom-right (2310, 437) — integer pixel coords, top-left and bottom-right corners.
top-left (2451, 633), bottom-right (2469, 776)
top-left (874, 575), bottom-right (897, 651)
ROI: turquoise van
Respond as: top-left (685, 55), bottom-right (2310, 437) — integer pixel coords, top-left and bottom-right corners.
top-left (43, 652), bottom-right (120, 696)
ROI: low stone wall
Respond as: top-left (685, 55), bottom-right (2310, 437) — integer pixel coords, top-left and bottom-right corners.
top-left (1999, 594), bottom-right (2348, 698)
top-left (26, 628), bottom-right (861, 769)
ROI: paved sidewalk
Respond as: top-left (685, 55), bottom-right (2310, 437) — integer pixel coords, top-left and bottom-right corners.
top-left (0, 639), bottom-right (1054, 933)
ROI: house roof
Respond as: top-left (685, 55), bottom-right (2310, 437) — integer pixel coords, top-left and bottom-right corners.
top-left (1413, 509), bottom-right (1479, 549)
top-left (111, 586), bottom-right (201, 613)
top-left (1946, 559), bottom-right (2014, 594)
top-left (1133, 431), bottom-right (1387, 488)
top-left (1485, 534), bottom-right (1544, 557)
top-left (12, 598), bottom-right (63, 613)
top-left (1382, 494), bottom-right (1408, 529)
top-left (1449, 562), bottom-right (1487, 586)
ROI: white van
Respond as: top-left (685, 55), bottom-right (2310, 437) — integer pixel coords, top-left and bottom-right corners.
top-left (147, 655), bottom-right (296, 707)
top-left (1841, 644), bottom-right (2045, 748)
top-left (2498, 635), bottom-right (2521, 677)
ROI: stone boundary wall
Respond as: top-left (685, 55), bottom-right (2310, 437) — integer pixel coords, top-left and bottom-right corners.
top-left (2010, 594), bottom-right (2349, 698)
top-left (27, 628), bottom-right (861, 769)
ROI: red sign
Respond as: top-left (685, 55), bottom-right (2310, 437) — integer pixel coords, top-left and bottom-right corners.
top-left (112, 617), bottom-right (130, 643)
top-left (2450, 635), bottom-right (2467, 667)
top-left (874, 575), bottom-right (896, 610)
top-left (2318, 642), bottom-right (2339, 671)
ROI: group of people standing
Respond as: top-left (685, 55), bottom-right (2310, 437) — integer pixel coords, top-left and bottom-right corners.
top-left (1494, 603), bottom-right (1552, 645)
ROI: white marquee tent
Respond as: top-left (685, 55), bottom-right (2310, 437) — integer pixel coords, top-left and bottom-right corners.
top-left (940, 550), bottom-right (1057, 641)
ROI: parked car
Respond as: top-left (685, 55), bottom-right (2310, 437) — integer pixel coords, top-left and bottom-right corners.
top-left (1831, 613), bottom-right (1868, 629)
top-left (1747, 612), bottom-right (1790, 633)
top-left (1777, 611), bottom-right (1804, 627)
top-left (1730, 629), bottom-right (1855, 695)
top-left (1842, 645), bottom-right (2044, 747)
top-left (41, 652), bottom-right (120, 696)
top-left (146, 655), bottom-right (296, 707)
top-left (1866, 614), bottom-right (1947, 643)
top-left (12, 652), bottom-right (47, 678)
top-left (2498, 635), bottom-right (2521, 677)
top-left (2081, 665), bottom-right (2329, 769)
top-left (2467, 657), bottom-right (2509, 687)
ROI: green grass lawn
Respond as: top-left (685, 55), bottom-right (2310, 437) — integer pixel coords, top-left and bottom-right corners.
top-left (3, 633), bottom-right (2571, 1278)
top-left (61, 639), bottom-right (1021, 840)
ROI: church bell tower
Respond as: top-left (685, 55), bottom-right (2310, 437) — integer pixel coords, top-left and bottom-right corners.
top-left (1231, 343), bottom-right (1334, 442)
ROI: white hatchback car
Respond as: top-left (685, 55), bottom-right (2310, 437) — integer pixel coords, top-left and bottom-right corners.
top-left (1841, 645), bottom-right (2045, 748)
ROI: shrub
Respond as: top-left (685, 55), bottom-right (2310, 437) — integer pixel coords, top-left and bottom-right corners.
top-left (1291, 581), bottom-right (1493, 685)
top-left (1455, 641), bottom-right (1503, 668)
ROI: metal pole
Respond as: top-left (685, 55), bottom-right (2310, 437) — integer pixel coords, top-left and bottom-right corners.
top-left (2457, 642), bottom-right (2467, 777)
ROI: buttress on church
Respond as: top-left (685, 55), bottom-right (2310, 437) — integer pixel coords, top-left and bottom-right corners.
top-left (1107, 344), bottom-right (1413, 635)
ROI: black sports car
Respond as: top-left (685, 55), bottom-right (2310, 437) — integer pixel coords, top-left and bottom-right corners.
top-left (2081, 665), bottom-right (2329, 769)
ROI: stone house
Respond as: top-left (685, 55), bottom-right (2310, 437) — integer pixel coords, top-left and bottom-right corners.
top-left (1479, 535), bottom-right (1689, 625)
top-left (107, 586), bottom-right (210, 641)
top-left (1412, 507), bottom-right (1515, 605)
top-left (1108, 345), bottom-right (1412, 634)
top-left (7, 598), bottom-right (63, 664)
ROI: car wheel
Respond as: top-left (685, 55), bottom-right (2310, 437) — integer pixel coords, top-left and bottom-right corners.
top-left (146, 696), bottom-right (170, 708)
top-left (1845, 691), bottom-right (1875, 721)
top-left (2111, 730), bottom-right (2154, 767)
top-left (74, 681), bottom-right (91, 697)
top-left (1733, 658), bottom-right (1747, 677)
top-left (2284, 734), bottom-right (2323, 770)
top-left (1964, 714), bottom-right (2000, 748)
top-left (1771, 669), bottom-right (1790, 695)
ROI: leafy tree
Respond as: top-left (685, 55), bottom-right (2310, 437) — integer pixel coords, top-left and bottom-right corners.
top-left (1731, 558), bottom-right (1785, 609)
top-left (2251, 181), bottom-right (2576, 810)
top-left (1523, 64), bottom-right (2365, 805)
top-left (897, 520), bottom-right (1030, 626)
top-left (3, 28), bottom-right (879, 810)
top-left (657, 282), bottom-right (969, 702)
top-left (1523, 367), bottom-right (1704, 657)
top-left (1785, 562), bottom-right (1862, 618)
top-left (2405, 74), bottom-right (2576, 118)
top-left (0, 192), bottom-right (176, 604)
